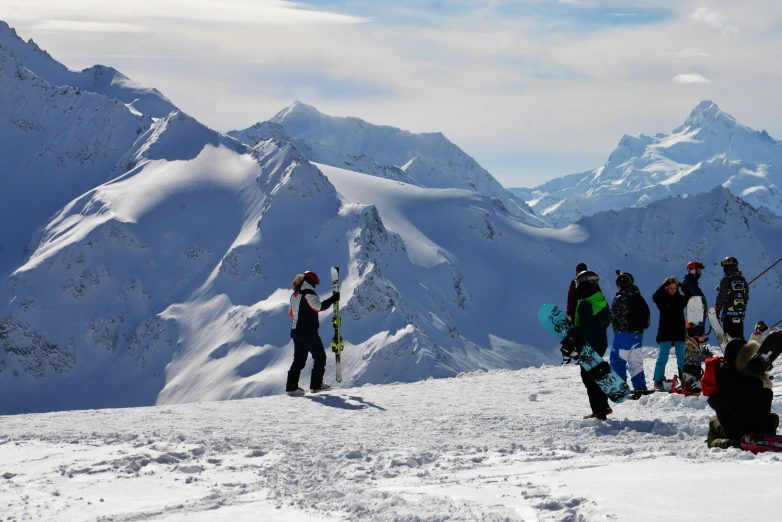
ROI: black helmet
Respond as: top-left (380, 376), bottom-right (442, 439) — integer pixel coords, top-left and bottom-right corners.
top-left (576, 270), bottom-right (600, 287)
top-left (615, 270), bottom-right (634, 289)
top-left (720, 257), bottom-right (738, 268)
top-left (755, 321), bottom-right (768, 333)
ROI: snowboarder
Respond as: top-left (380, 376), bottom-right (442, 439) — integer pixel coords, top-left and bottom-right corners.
top-left (652, 276), bottom-right (692, 391)
top-left (566, 263), bottom-right (588, 323)
top-left (562, 270), bottom-right (612, 419)
top-left (286, 271), bottom-right (340, 396)
top-left (609, 270), bottom-right (651, 391)
top-left (716, 256), bottom-right (749, 340)
top-left (706, 338), bottom-right (779, 449)
top-left (681, 261), bottom-right (705, 298)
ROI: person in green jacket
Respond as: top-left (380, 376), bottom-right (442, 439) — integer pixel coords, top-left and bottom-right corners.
top-left (562, 270), bottom-right (612, 418)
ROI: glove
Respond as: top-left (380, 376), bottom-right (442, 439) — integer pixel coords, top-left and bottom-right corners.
top-left (714, 306), bottom-right (721, 316)
top-left (560, 333), bottom-right (579, 364)
top-left (746, 354), bottom-right (770, 374)
top-left (332, 291), bottom-right (341, 302)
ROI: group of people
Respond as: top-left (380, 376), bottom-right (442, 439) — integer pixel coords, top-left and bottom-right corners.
top-left (564, 259), bottom-right (779, 449)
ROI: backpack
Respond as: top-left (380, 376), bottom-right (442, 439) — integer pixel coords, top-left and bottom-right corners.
top-left (701, 356), bottom-right (727, 396)
top-left (727, 275), bottom-right (747, 316)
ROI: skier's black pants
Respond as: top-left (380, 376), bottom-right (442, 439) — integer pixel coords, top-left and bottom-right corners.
top-left (286, 333), bottom-right (326, 391)
top-left (722, 317), bottom-right (744, 340)
top-left (581, 365), bottom-right (609, 414)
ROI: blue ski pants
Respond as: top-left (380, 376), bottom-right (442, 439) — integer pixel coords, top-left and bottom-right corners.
top-left (610, 332), bottom-right (647, 390)
top-left (654, 341), bottom-right (685, 382)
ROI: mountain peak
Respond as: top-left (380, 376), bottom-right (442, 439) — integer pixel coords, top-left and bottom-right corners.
top-left (683, 100), bottom-right (737, 130)
top-left (270, 100), bottom-right (323, 123)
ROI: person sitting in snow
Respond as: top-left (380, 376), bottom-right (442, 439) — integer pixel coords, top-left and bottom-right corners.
top-left (706, 338), bottom-right (779, 449)
top-left (286, 271), bottom-right (340, 396)
top-left (561, 270), bottom-right (612, 419)
top-left (566, 262), bottom-right (588, 323)
top-left (609, 270), bottom-right (651, 391)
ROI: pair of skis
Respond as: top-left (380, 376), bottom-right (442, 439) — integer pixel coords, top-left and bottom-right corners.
top-left (330, 266), bottom-right (345, 383)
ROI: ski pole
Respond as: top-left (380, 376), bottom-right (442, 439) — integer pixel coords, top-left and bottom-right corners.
top-left (748, 294), bottom-right (782, 324)
top-left (748, 256), bottom-right (782, 286)
top-left (772, 318), bottom-right (782, 329)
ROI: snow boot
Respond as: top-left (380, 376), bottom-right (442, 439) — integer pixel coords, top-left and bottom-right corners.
top-left (286, 387), bottom-right (306, 396)
top-left (654, 380), bottom-right (665, 391)
top-left (311, 384), bottom-right (333, 393)
top-left (584, 408), bottom-right (613, 420)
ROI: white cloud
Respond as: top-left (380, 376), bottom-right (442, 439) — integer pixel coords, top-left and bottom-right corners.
top-left (1, 0), bottom-right (370, 26)
top-left (664, 48), bottom-right (711, 58)
top-left (673, 73), bottom-right (712, 84)
top-left (28, 20), bottom-right (148, 32)
top-left (690, 6), bottom-right (738, 36)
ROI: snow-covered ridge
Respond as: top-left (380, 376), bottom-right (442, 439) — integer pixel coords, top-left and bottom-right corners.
top-left (0, 20), bottom-right (176, 118)
top-left (0, 40), bottom-right (152, 276)
top-left (229, 101), bottom-right (546, 227)
top-left (514, 101), bottom-right (782, 226)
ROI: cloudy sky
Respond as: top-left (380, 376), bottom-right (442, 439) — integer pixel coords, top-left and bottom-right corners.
top-left (3, 0), bottom-right (781, 186)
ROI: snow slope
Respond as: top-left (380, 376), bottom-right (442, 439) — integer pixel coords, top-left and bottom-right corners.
top-left (0, 21), bottom-right (176, 118)
top-left (228, 101), bottom-right (545, 226)
top-left (2, 358), bottom-right (781, 521)
top-left (0, 38), bottom-right (151, 276)
top-left (514, 101), bottom-right (782, 227)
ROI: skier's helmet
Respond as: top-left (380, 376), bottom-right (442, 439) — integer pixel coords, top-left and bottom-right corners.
top-left (720, 257), bottom-right (739, 269)
top-left (755, 321), bottom-right (769, 333)
top-left (615, 269), bottom-right (634, 289)
top-left (576, 270), bottom-right (600, 287)
top-left (303, 271), bottom-right (320, 285)
top-left (686, 261), bottom-right (705, 274)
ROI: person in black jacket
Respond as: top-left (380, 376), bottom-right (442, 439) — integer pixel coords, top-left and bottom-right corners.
top-left (681, 261), bottom-right (705, 298)
top-left (716, 256), bottom-right (749, 340)
top-left (609, 270), bottom-right (651, 390)
top-left (561, 270), bottom-right (612, 419)
top-left (652, 276), bottom-right (692, 390)
top-left (286, 271), bottom-right (340, 395)
top-left (706, 338), bottom-right (779, 448)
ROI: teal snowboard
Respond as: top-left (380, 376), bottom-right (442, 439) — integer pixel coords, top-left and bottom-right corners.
top-left (538, 304), bottom-right (630, 404)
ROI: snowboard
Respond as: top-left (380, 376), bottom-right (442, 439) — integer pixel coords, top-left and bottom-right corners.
top-left (740, 433), bottom-right (782, 454)
top-left (708, 306), bottom-right (731, 349)
top-left (330, 267), bottom-right (344, 383)
top-left (682, 297), bottom-right (708, 393)
top-left (538, 304), bottom-right (630, 404)
top-left (756, 331), bottom-right (782, 371)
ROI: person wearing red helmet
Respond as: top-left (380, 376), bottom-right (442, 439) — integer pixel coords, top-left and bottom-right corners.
top-left (681, 261), bottom-right (705, 298)
top-left (286, 271), bottom-right (340, 395)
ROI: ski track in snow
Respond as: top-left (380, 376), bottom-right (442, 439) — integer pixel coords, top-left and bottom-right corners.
top-left (2, 359), bottom-right (781, 522)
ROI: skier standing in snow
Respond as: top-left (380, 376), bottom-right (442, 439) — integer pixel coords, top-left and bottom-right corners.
top-left (286, 271), bottom-right (340, 396)
top-left (681, 261), bottom-right (705, 298)
top-left (566, 263), bottom-right (588, 323)
top-left (609, 270), bottom-right (651, 391)
top-left (652, 276), bottom-right (692, 390)
top-left (561, 270), bottom-right (612, 418)
top-left (716, 257), bottom-right (749, 340)
top-left (706, 338), bottom-right (778, 448)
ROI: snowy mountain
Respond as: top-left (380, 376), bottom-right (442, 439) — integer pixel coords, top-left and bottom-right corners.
top-left (228, 101), bottom-right (545, 226)
top-left (0, 34), bottom-right (153, 276)
top-left (3, 21), bottom-right (782, 416)
top-left (0, 21), bottom-right (176, 118)
top-left (514, 101), bottom-right (782, 227)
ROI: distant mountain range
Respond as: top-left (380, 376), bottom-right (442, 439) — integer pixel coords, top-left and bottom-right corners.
top-left (512, 101), bottom-right (782, 227)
